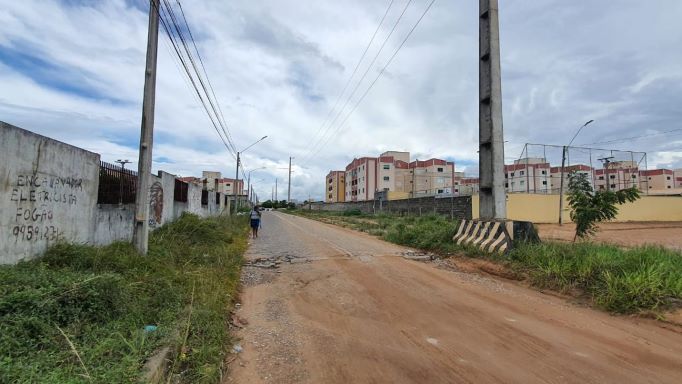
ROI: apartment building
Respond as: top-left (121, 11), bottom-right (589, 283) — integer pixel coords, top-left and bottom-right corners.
top-left (325, 171), bottom-right (345, 202)
top-left (640, 169), bottom-right (675, 191)
top-left (408, 159), bottom-right (455, 196)
top-left (218, 178), bottom-right (244, 195)
top-left (548, 164), bottom-right (593, 193)
top-left (345, 157), bottom-right (377, 201)
top-left (676, 169), bottom-right (682, 188)
top-left (504, 158), bottom-right (551, 193)
top-left (179, 173), bottom-right (244, 195)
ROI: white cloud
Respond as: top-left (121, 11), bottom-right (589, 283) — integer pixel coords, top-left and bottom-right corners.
top-left (1, 0), bottom-right (681, 201)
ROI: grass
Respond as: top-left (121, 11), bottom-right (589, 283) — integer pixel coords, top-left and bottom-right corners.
top-left (0, 213), bottom-right (249, 384)
top-left (508, 242), bottom-right (682, 313)
top-left (292, 210), bottom-right (682, 315)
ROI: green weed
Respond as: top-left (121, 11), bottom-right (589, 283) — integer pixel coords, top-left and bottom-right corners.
top-left (0, 213), bottom-right (249, 383)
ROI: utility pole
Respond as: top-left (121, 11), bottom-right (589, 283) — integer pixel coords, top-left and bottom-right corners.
top-left (133, 0), bottom-right (159, 255)
top-left (287, 156), bottom-right (293, 203)
top-left (275, 178), bottom-right (278, 201)
top-left (233, 152), bottom-right (240, 214)
top-left (478, 0), bottom-right (506, 220)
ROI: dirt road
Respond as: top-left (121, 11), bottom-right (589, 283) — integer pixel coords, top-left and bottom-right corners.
top-left (226, 212), bottom-right (682, 384)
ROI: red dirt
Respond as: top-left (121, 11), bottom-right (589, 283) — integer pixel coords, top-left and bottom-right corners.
top-left (226, 213), bottom-right (682, 384)
top-left (536, 222), bottom-right (682, 250)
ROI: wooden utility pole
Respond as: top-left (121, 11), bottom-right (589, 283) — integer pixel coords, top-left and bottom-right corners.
top-left (133, 0), bottom-right (160, 255)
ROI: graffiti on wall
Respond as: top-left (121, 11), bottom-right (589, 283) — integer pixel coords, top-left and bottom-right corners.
top-left (148, 181), bottom-right (164, 228)
top-left (8, 174), bottom-right (84, 243)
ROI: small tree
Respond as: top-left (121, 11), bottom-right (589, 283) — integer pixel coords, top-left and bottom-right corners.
top-left (567, 172), bottom-right (640, 241)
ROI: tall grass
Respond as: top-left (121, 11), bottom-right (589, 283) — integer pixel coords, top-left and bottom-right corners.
top-left (509, 242), bottom-right (682, 313)
top-left (0, 213), bottom-right (249, 383)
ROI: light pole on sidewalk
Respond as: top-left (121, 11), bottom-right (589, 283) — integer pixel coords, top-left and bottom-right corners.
top-left (559, 120), bottom-right (594, 225)
top-left (234, 136), bottom-right (268, 213)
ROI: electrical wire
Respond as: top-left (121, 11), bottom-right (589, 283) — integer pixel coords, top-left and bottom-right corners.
top-left (175, 0), bottom-right (239, 156)
top-left (579, 128), bottom-right (682, 147)
top-left (301, 0), bottom-right (414, 162)
top-left (308, 0), bottom-right (438, 160)
top-left (153, 1), bottom-right (236, 161)
top-left (301, 0), bottom-right (396, 154)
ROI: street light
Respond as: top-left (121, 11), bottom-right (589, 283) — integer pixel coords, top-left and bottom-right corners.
top-left (234, 136), bottom-right (268, 212)
top-left (115, 159), bottom-right (132, 206)
top-left (559, 120), bottom-right (595, 225)
top-left (247, 167), bottom-right (266, 206)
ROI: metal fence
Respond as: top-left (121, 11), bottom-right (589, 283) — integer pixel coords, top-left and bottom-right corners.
top-left (97, 161), bottom-right (137, 204)
top-left (514, 144), bottom-right (648, 194)
top-left (174, 179), bottom-right (189, 202)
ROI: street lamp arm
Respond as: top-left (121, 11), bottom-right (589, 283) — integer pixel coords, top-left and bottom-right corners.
top-left (567, 120), bottom-right (594, 147)
top-left (240, 135), bottom-right (268, 153)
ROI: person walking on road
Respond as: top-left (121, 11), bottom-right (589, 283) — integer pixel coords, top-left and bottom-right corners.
top-left (250, 205), bottom-right (262, 239)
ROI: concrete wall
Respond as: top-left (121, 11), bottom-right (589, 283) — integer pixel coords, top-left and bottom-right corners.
top-left (93, 204), bottom-right (135, 245)
top-left (312, 192), bottom-right (682, 224)
top-left (471, 194), bottom-right (682, 223)
top-left (311, 195), bottom-right (473, 219)
top-left (1, 122), bottom-right (100, 264)
top-left (1, 122), bottom-right (226, 264)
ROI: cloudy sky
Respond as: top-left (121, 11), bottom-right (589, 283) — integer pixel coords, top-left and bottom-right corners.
top-left (2, 0), bottom-right (681, 201)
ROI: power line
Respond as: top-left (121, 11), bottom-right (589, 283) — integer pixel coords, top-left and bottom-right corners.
top-left (308, 0), bottom-right (438, 159)
top-left (301, 0), bottom-right (395, 154)
top-left (579, 128), bottom-right (682, 147)
top-left (161, 0), bottom-right (237, 154)
top-left (302, 0), bottom-right (414, 161)
top-left (152, 0), bottom-right (238, 162)
top-left (175, 0), bottom-right (239, 156)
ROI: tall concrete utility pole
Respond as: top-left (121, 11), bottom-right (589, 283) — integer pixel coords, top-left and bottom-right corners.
top-left (287, 156), bottom-right (293, 203)
top-left (133, 0), bottom-right (160, 255)
top-left (233, 152), bottom-right (240, 214)
top-left (275, 178), bottom-right (278, 201)
top-left (478, 0), bottom-right (506, 220)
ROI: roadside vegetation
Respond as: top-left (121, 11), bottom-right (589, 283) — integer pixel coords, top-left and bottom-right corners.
top-left (291, 209), bottom-right (682, 316)
top-left (0, 213), bottom-right (249, 384)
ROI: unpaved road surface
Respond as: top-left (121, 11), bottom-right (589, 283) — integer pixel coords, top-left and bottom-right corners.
top-left (226, 212), bottom-right (682, 384)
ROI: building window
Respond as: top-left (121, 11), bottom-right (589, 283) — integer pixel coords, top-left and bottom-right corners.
top-left (437, 167), bottom-right (444, 172)
top-left (599, 185), bottom-right (604, 190)
top-left (520, 180), bottom-right (525, 185)
top-left (505, 183), bottom-right (509, 188)
top-left (668, 186), bottom-right (671, 188)
top-left (541, 170), bottom-right (546, 175)
top-left (632, 174), bottom-right (637, 178)
top-left (438, 189), bottom-right (444, 193)
top-left (610, 175), bottom-right (615, 179)
top-left (383, 164), bottom-right (390, 170)
top-left (383, 176), bottom-right (390, 181)
top-left (520, 171), bottom-right (525, 176)
top-left (542, 181), bottom-right (547, 185)
top-left (667, 176), bottom-right (672, 180)
top-left (598, 176), bottom-right (604, 180)
top-left (510, 172), bottom-right (515, 177)
top-left (610, 184), bottom-right (616, 189)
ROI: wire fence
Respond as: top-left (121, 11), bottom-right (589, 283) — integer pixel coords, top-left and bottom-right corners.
top-left (516, 143), bottom-right (648, 194)
top-left (97, 161), bottom-right (137, 204)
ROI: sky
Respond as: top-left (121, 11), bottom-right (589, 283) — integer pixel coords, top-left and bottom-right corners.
top-left (1, 0), bottom-right (681, 201)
